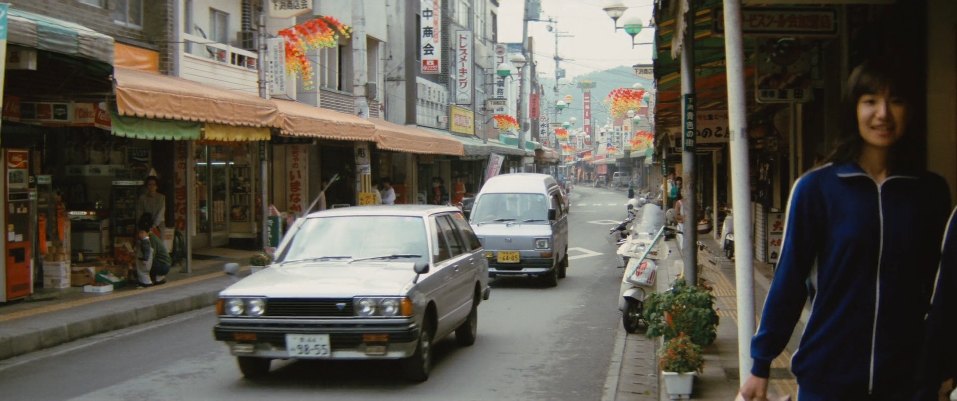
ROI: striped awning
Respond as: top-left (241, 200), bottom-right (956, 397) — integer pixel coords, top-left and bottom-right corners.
top-left (110, 111), bottom-right (201, 140)
top-left (204, 124), bottom-right (271, 141)
top-left (273, 99), bottom-right (376, 141)
top-left (7, 8), bottom-right (114, 64)
top-left (371, 119), bottom-right (464, 156)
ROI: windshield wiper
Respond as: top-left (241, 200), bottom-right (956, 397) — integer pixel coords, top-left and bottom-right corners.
top-left (522, 219), bottom-right (547, 223)
top-left (285, 256), bottom-right (351, 264)
top-left (347, 254), bottom-right (422, 264)
top-left (477, 218), bottom-right (516, 225)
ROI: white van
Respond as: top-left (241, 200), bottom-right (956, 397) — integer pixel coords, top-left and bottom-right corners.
top-left (469, 174), bottom-right (569, 286)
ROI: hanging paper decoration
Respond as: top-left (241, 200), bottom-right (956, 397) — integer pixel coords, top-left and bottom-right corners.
top-left (554, 127), bottom-right (569, 140)
top-left (493, 114), bottom-right (519, 133)
top-left (606, 145), bottom-right (619, 154)
top-left (561, 144), bottom-right (575, 153)
top-left (277, 16), bottom-right (352, 90)
top-left (604, 88), bottom-right (646, 119)
top-left (629, 130), bottom-right (655, 152)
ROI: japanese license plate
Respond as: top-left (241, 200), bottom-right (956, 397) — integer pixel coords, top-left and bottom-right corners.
top-left (285, 334), bottom-right (331, 358)
top-left (497, 251), bottom-right (520, 263)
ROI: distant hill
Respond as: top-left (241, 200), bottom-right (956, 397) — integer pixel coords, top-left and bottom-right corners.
top-left (538, 66), bottom-right (654, 130)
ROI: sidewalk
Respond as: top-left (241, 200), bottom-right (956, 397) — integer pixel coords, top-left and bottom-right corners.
top-left (0, 248), bottom-right (259, 361)
top-left (607, 234), bottom-right (800, 401)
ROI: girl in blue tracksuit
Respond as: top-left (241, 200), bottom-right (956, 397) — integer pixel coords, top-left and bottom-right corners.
top-left (920, 209), bottom-right (957, 400)
top-left (738, 61), bottom-right (951, 401)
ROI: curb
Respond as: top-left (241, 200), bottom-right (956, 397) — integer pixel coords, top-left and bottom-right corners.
top-left (602, 325), bottom-right (628, 401)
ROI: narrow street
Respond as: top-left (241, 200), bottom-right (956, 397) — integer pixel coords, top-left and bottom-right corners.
top-left (0, 186), bottom-right (637, 401)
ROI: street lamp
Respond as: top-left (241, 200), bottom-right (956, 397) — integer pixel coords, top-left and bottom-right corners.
top-left (555, 100), bottom-right (567, 113)
top-left (602, 1), bottom-right (628, 32)
top-left (562, 121), bottom-right (570, 129)
top-left (569, 117), bottom-right (577, 127)
top-left (496, 62), bottom-right (512, 78)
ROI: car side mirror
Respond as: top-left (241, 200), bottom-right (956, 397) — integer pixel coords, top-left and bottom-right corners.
top-left (548, 209), bottom-right (557, 220)
top-left (414, 261), bottom-right (430, 274)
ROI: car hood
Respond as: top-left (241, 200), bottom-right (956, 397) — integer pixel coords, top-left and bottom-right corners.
top-left (471, 223), bottom-right (552, 237)
top-left (219, 262), bottom-right (418, 298)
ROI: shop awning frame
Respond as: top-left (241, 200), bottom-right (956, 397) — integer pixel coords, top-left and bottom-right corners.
top-left (113, 67), bottom-right (278, 128)
top-left (7, 8), bottom-right (114, 64)
top-left (273, 99), bottom-right (376, 141)
top-left (371, 119), bottom-right (464, 156)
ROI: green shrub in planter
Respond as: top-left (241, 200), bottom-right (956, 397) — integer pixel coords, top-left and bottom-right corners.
top-left (250, 252), bottom-right (273, 266)
top-left (659, 333), bottom-right (704, 373)
top-left (644, 278), bottom-right (719, 346)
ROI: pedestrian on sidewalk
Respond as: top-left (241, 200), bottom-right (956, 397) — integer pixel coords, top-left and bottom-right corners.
top-left (918, 207), bottom-right (957, 401)
top-left (135, 175), bottom-right (166, 237)
top-left (738, 61), bottom-right (952, 401)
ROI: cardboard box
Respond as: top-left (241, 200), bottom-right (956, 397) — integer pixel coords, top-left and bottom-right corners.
top-left (43, 276), bottom-right (70, 289)
top-left (83, 283), bottom-right (113, 293)
top-left (70, 267), bottom-right (96, 287)
top-left (42, 261), bottom-right (70, 277)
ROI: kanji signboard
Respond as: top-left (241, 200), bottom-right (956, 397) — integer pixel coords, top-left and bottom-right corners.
top-left (420, 0), bottom-right (442, 74)
top-left (455, 30), bottom-right (472, 104)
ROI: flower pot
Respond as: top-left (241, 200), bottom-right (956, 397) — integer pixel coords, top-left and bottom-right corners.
top-left (662, 371), bottom-right (695, 399)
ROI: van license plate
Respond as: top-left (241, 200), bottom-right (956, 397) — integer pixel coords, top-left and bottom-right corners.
top-left (497, 251), bottom-right (520, 263)
top-left (286, 334), bottom-right (331, 358)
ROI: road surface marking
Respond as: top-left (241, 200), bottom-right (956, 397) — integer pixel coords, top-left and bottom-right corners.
top-left (568, 247), bottom-right (603, 260)
top-left (588, 219), bottom-right (621, 225)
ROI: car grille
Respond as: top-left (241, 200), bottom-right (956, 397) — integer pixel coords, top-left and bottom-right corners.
top-left (265, 298), bottom-right (354, 317)
top-left (489, 258), bottom-right (553, 270)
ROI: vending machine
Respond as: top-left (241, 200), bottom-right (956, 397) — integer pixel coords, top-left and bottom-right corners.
top-left (2, 149), bottom-right (35, 301)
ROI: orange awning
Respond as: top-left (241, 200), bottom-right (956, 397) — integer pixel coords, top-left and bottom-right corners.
top-left (371, 119), bottom-right (464, 156)
top-left (273, 99), bottom-right (376, 141)
top-left (113, 67), bottom-right (277, 127)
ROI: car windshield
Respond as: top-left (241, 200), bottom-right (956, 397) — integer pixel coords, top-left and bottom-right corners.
top-left (471, 193), bottom-right (548, 223)
top-left (278, 215), bottom-right (429, 264)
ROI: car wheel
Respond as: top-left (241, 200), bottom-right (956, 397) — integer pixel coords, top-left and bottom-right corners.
top-left (402, 317), bottom-right (434, 382)
top-left (237, 356), bottom-right (271, 379)
top-left (622, 299), bottom-right (647, 334)
top-left (455, 294), bottom-right (479, 346)
top-left (558, 250), bottom-right (569, 279)
top-left (543, 265), bottom-right (559, 287)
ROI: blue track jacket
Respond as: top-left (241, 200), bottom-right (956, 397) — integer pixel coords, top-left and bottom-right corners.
top-left (751, 162), bottom-right (950, 395)
top-left (922, 208), bottom-right (957, 388)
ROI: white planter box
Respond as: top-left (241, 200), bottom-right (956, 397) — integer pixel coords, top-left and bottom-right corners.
top-left (662, 371), bottom-right (695, 399)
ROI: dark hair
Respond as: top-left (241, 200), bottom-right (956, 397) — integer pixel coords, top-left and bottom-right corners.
top-left (381, 177), bottom-right (391, 185)
top-left (826, 61), bottom-right (922, 172)
top-left (145, 175), bottom-right (159, 185)
top-left (137, 213), bottom-right (153, 232)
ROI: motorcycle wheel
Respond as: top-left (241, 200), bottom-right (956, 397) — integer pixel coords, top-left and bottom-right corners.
top-left (622, 299), bottom-right (647, 334)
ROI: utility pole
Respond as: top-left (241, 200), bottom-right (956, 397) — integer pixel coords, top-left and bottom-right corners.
top-left (722, 0), bottom-right (756, 383)
top-left (680, 1), bottom-right (697, 283)
top-left (257, 9), bottom-right (270, 254)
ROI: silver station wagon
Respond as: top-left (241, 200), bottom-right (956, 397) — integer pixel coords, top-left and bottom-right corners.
top-left (213, 205), bottom-right (490, 382)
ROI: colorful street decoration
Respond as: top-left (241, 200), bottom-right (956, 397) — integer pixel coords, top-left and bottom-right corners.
top-left (629, 130), bottom-right (655, 152)
top-left (554, 127), bottom-right (569, 140)
top-left (493, 114), bottom-right (519, 133)
top-left (278, 16), bottom-right (351, 90)
top-left (561, 144), bottom-right (575, 153)
top-left (604, 88), bottom-right (646, 119)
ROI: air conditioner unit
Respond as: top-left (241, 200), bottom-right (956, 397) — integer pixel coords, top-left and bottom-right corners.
top-left (365, 82), bottom-right (378, 101)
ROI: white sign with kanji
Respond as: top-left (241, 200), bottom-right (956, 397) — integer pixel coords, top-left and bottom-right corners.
top-left (455, 30), bottom-right (472, 104)
top-left (420, 0), bottom-right (441, 74)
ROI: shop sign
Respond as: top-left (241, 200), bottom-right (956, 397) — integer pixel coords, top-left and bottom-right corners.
top-left (484, 153), bottom-right (505, 183)
top-left (682, 94), bottom-right (696, 151)
top-left (420, 0), bottom-right (442, 74)
top-left (450, 105), bottom-right (474, 136)
top-left (695, 110), bottom-right (729, 144)
top-left (265, 37), bottom-right (287, 97)
top-left (285, 144), bottom-right (308, 216)
top-left (486, 98), bottom-right (507, 115)
top-left (94, 102), bottom-right (111, 130)
top-left (173, 142), bottom-right (188, 233)
top-left (267, 0), bottom-right (311, 19)
top-left (767, 212), bottom-right (784, 264)
top-left (2, 95), bottom-right (19, 121)
top-left (354, 142), bottom-right (370, 165)
top-left (529, 91), bottom-right (540, 120)
top-left (493, 44), bottom-right (507, 98)
top-left (455, 30), bottom-right (472, 104)
top-left (713, 7), bottom-right (837, 37)
top-left (20, 102), bottom-right (71, 124)
top-left (583, 91), bottom-right (592, 138)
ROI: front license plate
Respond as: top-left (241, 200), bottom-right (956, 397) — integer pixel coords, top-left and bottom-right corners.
top-left (497, 251), bottom-right (520, 263)
top-left (285, 334), bottom-right (331, 358)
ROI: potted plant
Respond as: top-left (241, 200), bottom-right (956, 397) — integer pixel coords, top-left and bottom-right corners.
top-left (644, 278), bottom-right (719, 346)
top-left (659, 333), bottom-right (703, 398)
top-left (249, 252), bottom-right (273, 273)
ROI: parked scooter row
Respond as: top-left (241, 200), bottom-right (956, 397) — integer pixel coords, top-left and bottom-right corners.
top-left (614, 203), bottom-right (668, 333)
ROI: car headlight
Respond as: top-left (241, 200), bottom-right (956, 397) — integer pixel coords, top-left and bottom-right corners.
top-left (354, 297), bottom-right (413, 317)
top-left (225, 298), bottom-right (245, 316)
top-left (246, 299), bottom-right (266, 317)
top-left (535, 238), bottom-right (550, 250)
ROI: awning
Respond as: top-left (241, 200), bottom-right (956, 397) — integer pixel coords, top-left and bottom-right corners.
top-left (486, 139), bottom-right (529, 157)
top-left (204, 124), bottom-right (271, 141)
top-left (536, 147), bottom-right (559, 163)
top-left (7, 8), bottom-right (114, 64)
top-left (421, 128), bottom-right (490, 157)
top-left (110, 111), bottom-right (201, 140)
top-left (371, 119), bottom-right (464, 156)
top-left (273, 99), bottom-right (376, 141)
top-left (113, 67), bottom-right (277, 127)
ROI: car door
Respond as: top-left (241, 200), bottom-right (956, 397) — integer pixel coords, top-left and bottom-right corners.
top-left (551, 190), bottom-right (569, 261)
top-left (433, 214), bottom-right (473, 331)
top-left (450, 211), bottom-right (486, 289)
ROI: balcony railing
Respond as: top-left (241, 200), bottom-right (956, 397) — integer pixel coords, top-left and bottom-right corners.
top-left (182, 32), bottom-right (258, 71)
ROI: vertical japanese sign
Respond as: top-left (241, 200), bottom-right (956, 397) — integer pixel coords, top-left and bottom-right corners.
top-left (265, 37), bottom-right (287, 97)
top-left (583, 91), bottom-right (592, 139)
top-left (493, 44), bottom-right (507, 99)
top-left (485, 153), bottom-right (505, 183)
top-left (285, 145), bottom-right (308, 216)
top-left (683, 94), bottom-right (696, 151)
top-left (0, 3), bottom-right (8, 134)
top-left (455, 30), bottom-right (472, 104)
top-left (420, 0), bottom-right (441, 74)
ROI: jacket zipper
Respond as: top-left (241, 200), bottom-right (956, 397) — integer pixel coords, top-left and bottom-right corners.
top-left (868, 182), bottom-right (884, 394)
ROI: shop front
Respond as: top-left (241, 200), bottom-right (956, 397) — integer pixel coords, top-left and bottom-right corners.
top-left (369, 118), bottom-right (464, 205)
top-left (0, 8), bottom-right (115, 299)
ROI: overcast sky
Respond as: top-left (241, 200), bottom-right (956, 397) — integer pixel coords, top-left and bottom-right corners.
top-left (497, 0), bottom-right (656, 81)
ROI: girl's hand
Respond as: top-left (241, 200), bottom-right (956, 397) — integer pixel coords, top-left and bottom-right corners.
top-left (738, 375), bottom-right (769, 401)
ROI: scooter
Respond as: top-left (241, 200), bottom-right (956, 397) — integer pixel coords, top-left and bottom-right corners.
top-left (618, 224), bottom-right (668, 333)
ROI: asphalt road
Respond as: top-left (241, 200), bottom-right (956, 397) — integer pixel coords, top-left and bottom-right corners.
top-left (0, 185), bottom-right (635, 401)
